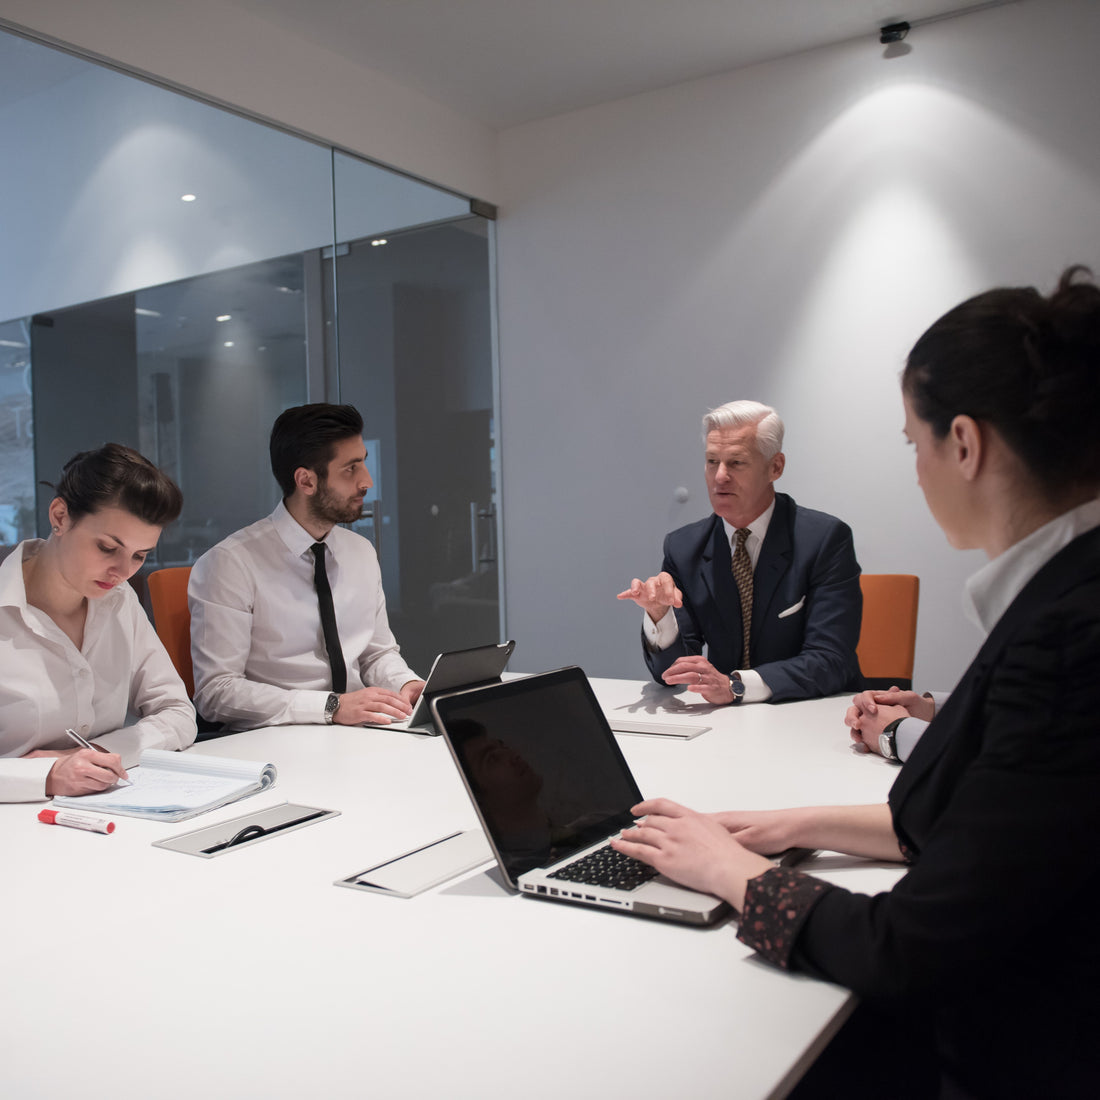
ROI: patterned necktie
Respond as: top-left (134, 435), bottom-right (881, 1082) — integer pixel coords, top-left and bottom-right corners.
top-left (731, 527), bottom-right (753, 669)
top-left (310, 542), bottom-right (347, 693)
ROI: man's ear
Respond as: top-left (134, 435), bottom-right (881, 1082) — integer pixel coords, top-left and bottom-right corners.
top-left (769, 451), bottom-right (786, 482)
top-left (293, 466), bottom-right (318, 496)
top-left (950, 416), bottom-right (983, 481)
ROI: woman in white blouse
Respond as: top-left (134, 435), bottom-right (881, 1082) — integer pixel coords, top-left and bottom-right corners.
top-left (0, 444), bottom-right (196, 802)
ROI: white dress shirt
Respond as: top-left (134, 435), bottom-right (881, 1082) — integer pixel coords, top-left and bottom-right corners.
top-left (895, 497), bottom-right (1100, 761)
top-left (643, 498), bottom-right (776, 703)
top-left (0, 541), bottom-right (197, 803)
top-left (189, 501), bottom-right (420, 730)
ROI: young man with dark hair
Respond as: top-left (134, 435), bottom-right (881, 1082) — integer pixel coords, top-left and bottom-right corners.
top-left (189, 403), bottom-right (424, 731)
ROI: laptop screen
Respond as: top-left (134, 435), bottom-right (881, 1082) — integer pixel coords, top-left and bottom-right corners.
top-left (434, 668), bottom-right (643, 881)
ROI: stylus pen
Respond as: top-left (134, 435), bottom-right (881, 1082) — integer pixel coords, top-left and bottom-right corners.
top-left (64, 728), bottom-right (132, 787)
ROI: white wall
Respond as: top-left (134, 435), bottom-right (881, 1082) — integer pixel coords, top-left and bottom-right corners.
top-left (496, 0), bottom-right (1100, 687)
top-left (0, 0), bottom-right (496, 201)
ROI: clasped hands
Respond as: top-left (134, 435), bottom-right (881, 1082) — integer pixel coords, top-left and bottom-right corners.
top-left (846, 686), bottom-right (935, 755)
top-left (616, 573), bottom-right (733, 704)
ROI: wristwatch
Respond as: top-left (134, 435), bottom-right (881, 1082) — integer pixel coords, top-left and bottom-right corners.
top-left (728, 671), bottom-right (746, 705)
top-left (324, 692), bottom-right (341, 725)
top-left (878, 717), bottom-right (904, 763)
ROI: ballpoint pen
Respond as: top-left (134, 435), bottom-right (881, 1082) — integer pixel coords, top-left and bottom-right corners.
top-left (64, 728), bottom-right (133, 787)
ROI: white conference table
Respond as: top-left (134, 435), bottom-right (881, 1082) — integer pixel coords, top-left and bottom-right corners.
top-left (3, 678), bottom-right (904, 1100)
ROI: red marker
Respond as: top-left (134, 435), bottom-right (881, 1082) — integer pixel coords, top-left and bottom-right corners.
top-left (38, 808), bottom-right (115, 835)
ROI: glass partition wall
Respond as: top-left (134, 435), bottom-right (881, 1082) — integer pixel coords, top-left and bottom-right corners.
top-left (0, 26), bottom-right (502, 672)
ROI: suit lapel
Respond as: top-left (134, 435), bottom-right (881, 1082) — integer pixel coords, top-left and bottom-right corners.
top-left (702, 516), bottom-right (744, 646)
top-left (752, 493), bottom-right (793, 632)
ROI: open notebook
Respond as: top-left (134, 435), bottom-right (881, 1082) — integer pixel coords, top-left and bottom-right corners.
top-left (51, 749), bottom-right (276, 822)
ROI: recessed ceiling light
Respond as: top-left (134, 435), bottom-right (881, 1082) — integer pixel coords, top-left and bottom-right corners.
top-left (371, 238), bottom-right (388, 246)
top-left (181, 194), bottom-right (197, 202)
top-left (223, 341), bottom-right (234, 348)
top-left (134, 307), bottom-right (162, 318)
top-left (216, 314), bottom-right (231, 322)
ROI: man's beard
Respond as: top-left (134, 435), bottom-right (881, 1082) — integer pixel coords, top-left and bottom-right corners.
top-left (309, 481), bottom-right (363, 526)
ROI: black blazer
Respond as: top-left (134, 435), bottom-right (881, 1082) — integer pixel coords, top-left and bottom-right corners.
top-left (791, 525), bottom-right (1100, 1098)
top-left (643, 493), bottom-right (863, 700)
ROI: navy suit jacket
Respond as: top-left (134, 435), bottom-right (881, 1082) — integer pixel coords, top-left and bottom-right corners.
top-left (642, 492), bottom-right (862, 700)
top-left (789, 526), bottom-right (1100, 1096)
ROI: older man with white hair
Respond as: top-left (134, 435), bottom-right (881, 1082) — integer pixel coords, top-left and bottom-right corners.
top-left (618, 400), bottom-right (863, 705)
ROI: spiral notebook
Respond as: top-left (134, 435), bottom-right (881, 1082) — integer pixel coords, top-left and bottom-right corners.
top-left (51, 749), bottom-right (277, 822)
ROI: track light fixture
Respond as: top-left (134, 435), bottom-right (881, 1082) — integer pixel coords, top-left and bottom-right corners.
top-left (879, 21), bottom-right (911, 44)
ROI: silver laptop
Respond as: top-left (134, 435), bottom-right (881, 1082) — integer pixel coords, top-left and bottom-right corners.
top-left (430, 666), bottom-right (730, 925)
top-left (366, 641), bottom-right (516, 734)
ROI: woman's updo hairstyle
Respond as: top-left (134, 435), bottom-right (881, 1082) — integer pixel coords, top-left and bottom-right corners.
top-left (903, 265), bottom-right (1100, 495)
top-left (54, 443), bottom-right (183, 527)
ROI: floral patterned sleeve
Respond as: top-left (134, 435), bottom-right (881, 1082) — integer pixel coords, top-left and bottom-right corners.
top-left (736, 867), bottom-right (831, 969)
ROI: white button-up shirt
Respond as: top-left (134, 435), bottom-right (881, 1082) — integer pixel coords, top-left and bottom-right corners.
top-left (188, 501), bottom-right (420, 730)
top-left (0, 541), bottom-right (197, 802)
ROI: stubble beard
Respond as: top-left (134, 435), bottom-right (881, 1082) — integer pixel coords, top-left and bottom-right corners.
top-left (309, 483), bottom-right (363, 526)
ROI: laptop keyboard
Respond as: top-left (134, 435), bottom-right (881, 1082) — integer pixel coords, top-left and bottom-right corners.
top-left (548, 845), bottom-right (659, 892)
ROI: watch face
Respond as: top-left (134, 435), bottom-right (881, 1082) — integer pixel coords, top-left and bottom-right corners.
top-left (878, 732), bottom-right (894, 759)
top-left (728, 675), bottom-right (746, 700)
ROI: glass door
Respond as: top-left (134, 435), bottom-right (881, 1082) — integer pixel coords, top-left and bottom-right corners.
top-left (330, 154), bottom-right (501, 673)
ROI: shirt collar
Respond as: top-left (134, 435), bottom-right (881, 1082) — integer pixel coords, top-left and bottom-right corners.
top-left (721, 496), bottom-right (776, 548)
top-left (270, 499), bottom-right (329, 559)
top-left (0, 539), bottom-right (37, 611)
top-left (964, 496), bottom-right (1100, 634)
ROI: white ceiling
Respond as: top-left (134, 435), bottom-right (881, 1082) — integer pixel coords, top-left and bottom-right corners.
top-left (232, 0), bottom-right (1017, 129)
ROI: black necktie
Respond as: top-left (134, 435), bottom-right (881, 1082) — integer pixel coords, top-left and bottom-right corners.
top-left (310, 542), bottom-right (346, 693)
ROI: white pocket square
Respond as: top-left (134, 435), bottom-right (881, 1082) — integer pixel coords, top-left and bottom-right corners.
top-left (778, 596), bottom-right (806, 619)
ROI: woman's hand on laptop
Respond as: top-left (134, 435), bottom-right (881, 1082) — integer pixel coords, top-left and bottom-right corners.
top-left (334, 687), bottom-right (413, 725)
top-left (709, 807), bottom-right (809, 855)
top-left (611, 798), bottom-right (773, 911)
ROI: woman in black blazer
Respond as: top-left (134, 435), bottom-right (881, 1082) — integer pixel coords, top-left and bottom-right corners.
top-left (612, 267), bottom-right (1100, 1098)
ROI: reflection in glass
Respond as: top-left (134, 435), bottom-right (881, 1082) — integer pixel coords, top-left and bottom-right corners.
top-left (1, 25), bottom-right (502, 651)
top-left (0, 318), bottom-right (34, 548)
top-left (439, 673), bottom-right (642, 881)
top-left (332, 212), bottom-right (499, 671)
top-left (134, 255), bottom-right (311, 563)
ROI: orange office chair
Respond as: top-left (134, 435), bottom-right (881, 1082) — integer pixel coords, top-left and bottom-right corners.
top-left (856, 574), bottom-right (919, 691)
top-left (147, 566), bottom-right (195, 698)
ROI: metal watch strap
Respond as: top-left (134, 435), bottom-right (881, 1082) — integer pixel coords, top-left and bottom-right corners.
top-left (324, 692), bottom-right (341, 725)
